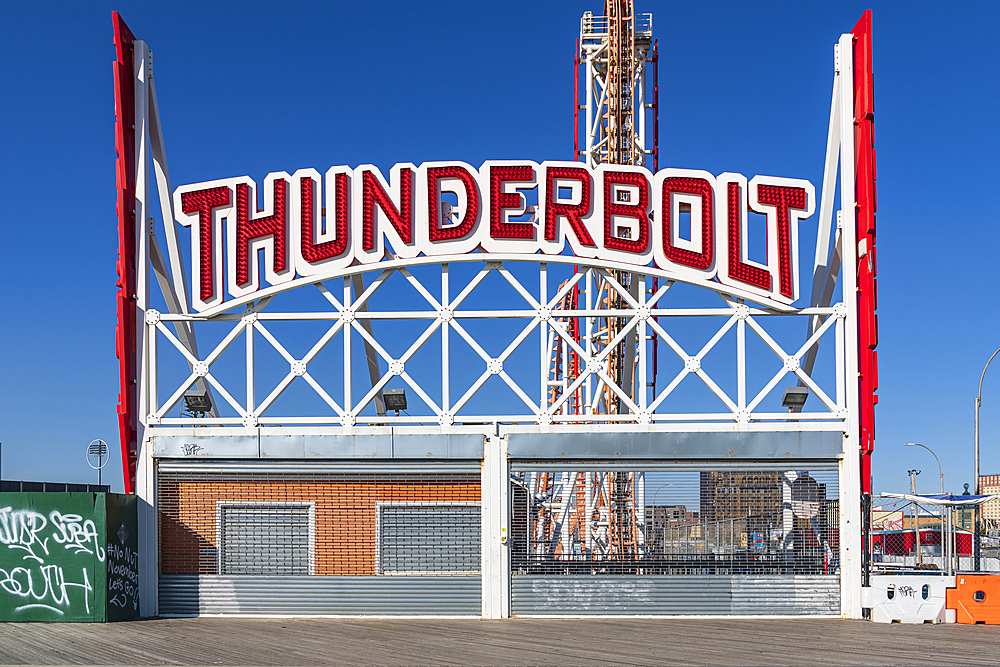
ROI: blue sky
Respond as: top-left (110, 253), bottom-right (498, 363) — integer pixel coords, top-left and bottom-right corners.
top-left (1, 1), bottom-right (998, 496)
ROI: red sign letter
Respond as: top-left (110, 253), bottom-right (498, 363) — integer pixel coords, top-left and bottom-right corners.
top-left (427, 165), bottom-right (480, 242)
top-left (726, 181), bottom-right (770, 291)
top-left (300, 173), bottom-right (349, 262)
top-left (754, 183), bottom-right (807, 300)
top-left (603, 170), bottom-right (649, 254)
top-left (543, 166), bottom-right (595, 246)
top-left (661, 176), bottom-right (713, 270)
top-left (362, 168), bottom-right (413, 251)
top-left (180, 185), bottom-right (230, 302)
top-left (235, 179), bottom-right (288, 287)
top-left (489, 165), bottom-right (534, 239)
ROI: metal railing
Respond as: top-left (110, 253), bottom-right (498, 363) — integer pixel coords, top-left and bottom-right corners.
top-left (580, 12), bottom-right (653, 46)
top-left (0, 480), bottom-right (111, 493)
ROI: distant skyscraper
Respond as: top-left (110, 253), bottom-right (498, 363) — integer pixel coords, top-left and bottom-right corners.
top-left (980, 475), bottom-right (1000, 524)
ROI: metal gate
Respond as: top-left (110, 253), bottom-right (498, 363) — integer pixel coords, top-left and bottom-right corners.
top-left (157, 462), bottom-right (482, 615)
top-left (218, 503), bottom-right (313, 575)
top-left (509, 461), bottom-right (840, 615)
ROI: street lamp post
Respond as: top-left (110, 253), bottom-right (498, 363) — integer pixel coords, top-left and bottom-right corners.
top-left (908, 469), bottom-right (922, 564)
top-left (650, 483), bottom-right (673, 555)
top-left (905, 443), bottom-right (952, 571)
top-left (975, 348), bottom-right (1000, 571)
top-left (904, 443), bottom-right (944, 494)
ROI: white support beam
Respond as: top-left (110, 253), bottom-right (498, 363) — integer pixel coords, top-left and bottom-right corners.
top-left (132, 39), bottom-right (157, 619)
top-left (836, 32), bottom-right (863, 621)
top-left (148, 233), bottom-right (218, 416)
top-left (145, 256), bottom-right (849, 431)
top-left (147, 75), bottom-right (190, 314)
top-left (144, 49), bottom-right (218, 417)
top-left (800, 67), bottom-right (844, 381)
top-left (481, 434), bottom-right (509, 618)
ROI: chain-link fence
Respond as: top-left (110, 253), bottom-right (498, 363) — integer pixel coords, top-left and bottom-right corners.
top-left (871, 498), bottom-right (1000, 572)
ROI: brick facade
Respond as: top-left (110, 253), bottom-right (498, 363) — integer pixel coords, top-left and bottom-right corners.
top-left (158, 474), bottom-right (480, 575)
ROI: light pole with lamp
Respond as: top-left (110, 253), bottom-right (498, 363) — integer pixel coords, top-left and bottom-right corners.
top-left (904, 442), bottom-right (944, 493)
top-left (650, 482), bottom-right (673, 555)
top-left (975, 348), bottom-right (1000, 571)
top-left (908, 469), bottom-right (922, 564)
top-left (905, 442), bottom-right (949, 570)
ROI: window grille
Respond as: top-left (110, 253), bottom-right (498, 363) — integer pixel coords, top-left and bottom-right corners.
top-left (217, 503), bottom-right (314, 575)
top-left (377, 504), bottom-right (481, 574)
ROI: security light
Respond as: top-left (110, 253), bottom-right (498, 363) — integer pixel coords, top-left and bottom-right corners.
top-left (383, 388), bottom-right (407, 416)
top-left (183, 390), bottom-right (213, 416)
top-left (781, 386), bottom-right (809, 412)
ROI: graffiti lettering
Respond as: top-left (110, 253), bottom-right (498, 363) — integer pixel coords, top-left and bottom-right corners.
top-left (897, 585), bottom-right (916, 598)
top-left (0, 564), bottom-right (92, 615)
top-left (106, 541), bottom-right (139, 611)
top-left (49, 512), bottom-right (105, 560)
top-left (0, 507), bottom-right (51, 563)
top-left (0, 503), bottom-right (111, 619)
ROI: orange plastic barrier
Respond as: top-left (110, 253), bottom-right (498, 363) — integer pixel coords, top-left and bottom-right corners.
top-left (946, 575), bottom-right (1000, 625)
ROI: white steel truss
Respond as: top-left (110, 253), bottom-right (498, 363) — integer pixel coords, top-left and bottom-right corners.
top-left (142, 255), bottom-right (847, 431)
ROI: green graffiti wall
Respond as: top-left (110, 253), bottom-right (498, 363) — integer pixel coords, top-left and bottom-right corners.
top-left (0, 492), bottom-right (139, 622)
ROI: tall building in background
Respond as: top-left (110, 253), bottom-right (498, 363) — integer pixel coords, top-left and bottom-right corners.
top-left (981, 475), bottom-right (1000, 525)
top-left (699, 471), bottom-right (783, 524)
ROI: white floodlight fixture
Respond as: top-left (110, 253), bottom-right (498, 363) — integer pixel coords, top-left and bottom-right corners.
top-left (183, 390), bottom-right (213, 417)
top-left (383, 388), bottom-right (407, 416)
top-left (781, 386), bottom-right (809, 412)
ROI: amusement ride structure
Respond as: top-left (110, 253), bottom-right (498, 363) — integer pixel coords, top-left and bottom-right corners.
top-left (531, 0), bottom-right (657, 567)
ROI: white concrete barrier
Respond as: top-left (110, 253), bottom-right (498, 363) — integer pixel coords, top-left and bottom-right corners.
top-left (862, 575), bottom-right (956, 624)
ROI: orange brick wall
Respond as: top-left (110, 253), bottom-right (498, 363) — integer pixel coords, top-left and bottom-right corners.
top-left (158, 475), bottom-right (480, 575)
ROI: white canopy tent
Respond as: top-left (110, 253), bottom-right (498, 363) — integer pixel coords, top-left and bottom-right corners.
top-left (880, 493), bottom-right (996, 574)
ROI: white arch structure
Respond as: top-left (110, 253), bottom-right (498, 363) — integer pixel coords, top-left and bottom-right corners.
top-left (114, 12), bottom-right (875, 618)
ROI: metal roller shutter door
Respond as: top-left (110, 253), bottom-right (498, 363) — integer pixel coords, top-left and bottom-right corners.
top-left (219, 504), bottom-right (312, 576)
top-left (510, 462), bottom-right (841, 616)
top-left (379, 505), bottom-right (480, 574)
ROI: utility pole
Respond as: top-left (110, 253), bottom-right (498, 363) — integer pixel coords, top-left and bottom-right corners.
top-left (908, 469), bottom-right (922, 565)
top-left (904, 443), bottom-right (943, 493)
top-left (975, 347), bottom-right (1000, 571)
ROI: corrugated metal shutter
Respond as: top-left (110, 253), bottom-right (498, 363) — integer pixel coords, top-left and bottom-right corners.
top-left (511, 575), bottom-right (840, 615)
top-left (219, 505), bottom-right (312, 575)
top-left (159, 575), bottom-right (481, 616)
top-left (731, 575), bottom-right (840, 614)
top-left (379, 505), bottom-right (480, 574)
top-left (512, 575), bottom-right (733, 615)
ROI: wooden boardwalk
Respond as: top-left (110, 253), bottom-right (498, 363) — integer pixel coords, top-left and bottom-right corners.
top-left (0, 617), bottom-right (997, 666)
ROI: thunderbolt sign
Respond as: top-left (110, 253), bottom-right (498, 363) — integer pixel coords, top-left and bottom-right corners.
top-left (175, 161), bottom-right (814, 313)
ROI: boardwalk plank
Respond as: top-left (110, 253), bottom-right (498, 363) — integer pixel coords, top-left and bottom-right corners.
top-left (0, 618), bottom-right (998, 666)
